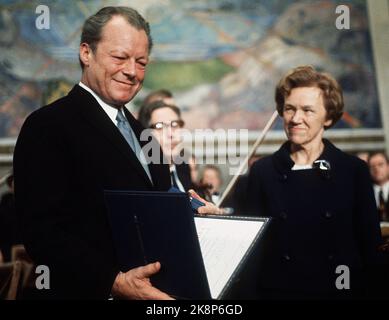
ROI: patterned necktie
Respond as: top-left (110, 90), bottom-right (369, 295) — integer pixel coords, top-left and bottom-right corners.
top-left (115, 109), bottom-right (153, 184)
top-left (116, 109), bottom-right (136, 152)
top-left (379, 188), bottom-right (387, 221)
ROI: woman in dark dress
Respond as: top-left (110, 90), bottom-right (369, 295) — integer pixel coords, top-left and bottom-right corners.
top-left (247, 66), bottom-right (383, 299)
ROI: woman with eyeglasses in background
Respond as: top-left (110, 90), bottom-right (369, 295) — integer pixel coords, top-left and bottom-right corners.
top-left (138, 100), bottom-right (192, 192)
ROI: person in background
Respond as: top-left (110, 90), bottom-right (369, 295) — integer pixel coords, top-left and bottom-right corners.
top-left (188, 154), bottom-right (199, 185)
top-left (142, 89), bottom-right (175, 106)
top-left (138, 101), bottom-right (222, 216)
top-left (138, 100), bottom-right (192, 192)
top-left (368, 152), bottom-right (389, 222)
top-left (198, 165), bottom-right (223, 204)
top-left (0, 174), bottom-right (21, 262)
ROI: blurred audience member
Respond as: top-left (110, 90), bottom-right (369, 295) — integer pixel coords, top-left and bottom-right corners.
top-left (0, 174), bottom-right (21, 261)
top-left (188, 155), bottom-right (199, 184)
top-left (142, 89), bottom-right (175, 106)
top-left (198, 165), bottom-right (223, 204)
top-left (368, 152), bottom-right (389, 222)
top-left (138, 100), bottom-right (193, 191)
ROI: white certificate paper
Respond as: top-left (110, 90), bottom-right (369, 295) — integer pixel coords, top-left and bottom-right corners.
top-left (194, 217), bottom-right (264, 299)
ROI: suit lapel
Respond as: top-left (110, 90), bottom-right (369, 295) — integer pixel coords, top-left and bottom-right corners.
top-left (69, 85), bottom-right (154, 188)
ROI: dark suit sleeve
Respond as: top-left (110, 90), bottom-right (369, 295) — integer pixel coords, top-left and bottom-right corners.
top-left (14, 113), bottom-right (117, 299)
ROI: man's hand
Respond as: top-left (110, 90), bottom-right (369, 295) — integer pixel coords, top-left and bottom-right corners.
top-left (188, 189), bottom-right (223, 215)
top-left (111, 262), bottom-right (174, 300)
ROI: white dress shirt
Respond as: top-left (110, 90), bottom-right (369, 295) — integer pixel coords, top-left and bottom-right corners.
top-left (373, 180), bottom-right (389, 208)
top-left (79, 82), bottom-right (120, 125)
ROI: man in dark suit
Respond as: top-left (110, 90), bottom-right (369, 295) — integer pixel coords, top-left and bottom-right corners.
top-left (13, 7), bottom-right (175, 299)
top-left (368, 152), bottom-right (389, 222)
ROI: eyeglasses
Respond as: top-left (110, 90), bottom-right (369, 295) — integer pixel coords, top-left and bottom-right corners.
top-left (149, 120), bottom-right (185, 130)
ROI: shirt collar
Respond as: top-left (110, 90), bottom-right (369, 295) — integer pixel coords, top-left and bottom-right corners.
top-left (374, 181), bottom-right (389, 197)
top-left (78, 82), bottom-right (120, 124)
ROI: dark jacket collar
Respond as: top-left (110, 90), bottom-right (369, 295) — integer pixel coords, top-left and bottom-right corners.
top-left (272, 138), bottom-right (339, 176)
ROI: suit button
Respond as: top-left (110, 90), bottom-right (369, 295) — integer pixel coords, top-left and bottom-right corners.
top-left (282, 254), bottom-right (291, 261)
top-left (279, 174), bottom-right (288, 181)
top-left (280, 211), bottom-right (287, 220)
top-left (324, 211), bottom-right (333, 219)
top-left (328, 254), bottom-right (334, 261)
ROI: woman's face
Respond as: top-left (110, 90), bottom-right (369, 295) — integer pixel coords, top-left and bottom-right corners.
top-left (150, 107), bottom-right (183, 158)
top-left (283, 87), bottom-right (332, 148)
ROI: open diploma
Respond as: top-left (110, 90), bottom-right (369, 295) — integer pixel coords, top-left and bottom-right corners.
top-left (104, 190), bottom-right (269, 299)
top-left (194, 216), bottom-right (267, 299)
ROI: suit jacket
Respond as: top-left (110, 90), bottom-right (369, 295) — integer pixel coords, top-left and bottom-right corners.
top-left (246, 139), bottom-right (383, 298)
top-left (13, 85), bottom-right (171, 299)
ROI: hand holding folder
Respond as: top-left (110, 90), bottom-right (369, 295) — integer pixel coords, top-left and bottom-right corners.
top-left (187, 189), bottom-right (223, 215)
top-left (105, 190), bottom-right (211, 299)
top-left (104, 190), bottom-right (270, 299)
top-left (169, 186), bottom-right (223, 215)
top-left (111, 262), bottom-right (174, 300)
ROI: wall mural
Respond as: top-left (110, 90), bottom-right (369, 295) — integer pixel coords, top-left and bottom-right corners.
top-left (0, 0), bottom-right (380, 138)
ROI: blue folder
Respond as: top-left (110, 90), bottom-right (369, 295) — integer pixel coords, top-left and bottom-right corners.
top-left (104, 190), bottom-right (212, 299)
